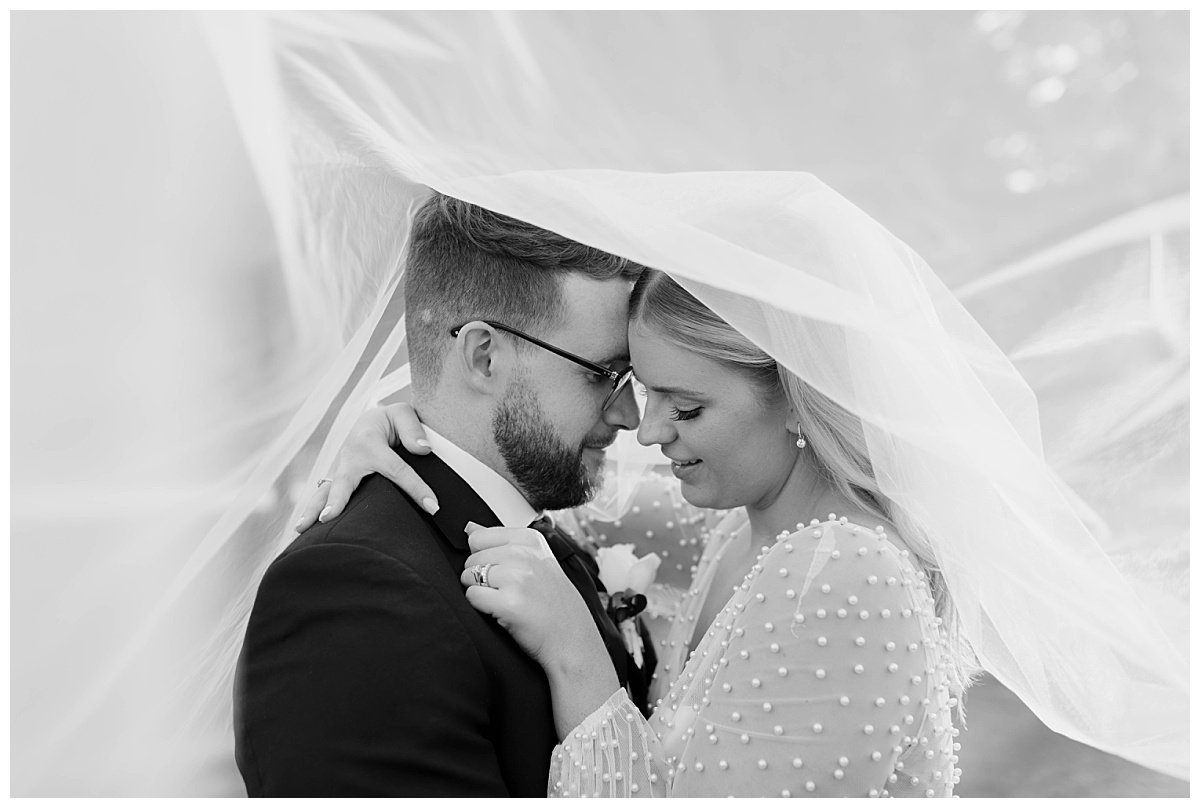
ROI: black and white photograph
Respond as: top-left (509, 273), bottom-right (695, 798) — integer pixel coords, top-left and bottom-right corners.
top-left (11, 10), bottom-right (1189, 798)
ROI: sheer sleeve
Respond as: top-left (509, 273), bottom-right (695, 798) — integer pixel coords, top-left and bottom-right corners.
top-left (547, 687), bottom-right (668, 797)
top-left (549, 521), bottom-right (958, 798)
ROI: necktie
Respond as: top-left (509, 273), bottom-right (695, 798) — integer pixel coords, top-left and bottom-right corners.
top-left (525, 513), bottom-right (656, 715)
top-left (527, 513), bottom-right (556, 535)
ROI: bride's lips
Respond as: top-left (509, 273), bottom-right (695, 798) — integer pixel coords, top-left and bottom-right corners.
top-left (669, 458), bottom-right (702, 480)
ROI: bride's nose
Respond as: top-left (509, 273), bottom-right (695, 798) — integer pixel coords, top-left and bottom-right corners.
top-left (636, 400), bottom-right (676, 447)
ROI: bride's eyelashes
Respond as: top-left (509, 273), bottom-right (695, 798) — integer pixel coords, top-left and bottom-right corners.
top-left (632, 377), bottom-right (701, 420)
top-left (669, 405), bottom-right (702, 422)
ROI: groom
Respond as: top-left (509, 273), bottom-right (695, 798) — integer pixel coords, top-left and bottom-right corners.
top-left (234, 194), bottom-right (654, 796)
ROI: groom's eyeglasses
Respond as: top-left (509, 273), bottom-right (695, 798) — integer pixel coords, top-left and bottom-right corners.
top-left (450, 320), bottom-right (634, 411)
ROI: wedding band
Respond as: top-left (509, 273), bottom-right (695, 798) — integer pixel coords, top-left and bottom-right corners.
top-left (470, 564), bottom-right (485, 586)
top-left (316, 478), bottom-right (333, 488)
top-left (479, 562), bottom-right (496, 589)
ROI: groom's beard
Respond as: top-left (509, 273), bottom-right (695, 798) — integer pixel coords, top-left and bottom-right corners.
top-left (492, 384), bottom-right (608, 512)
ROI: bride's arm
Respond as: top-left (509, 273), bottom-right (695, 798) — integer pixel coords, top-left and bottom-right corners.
top-left (547, 688), bottom-right (666, 797)
top-left (461, 526), bottom-right (668, 797)
top-left (461, 526), bottom-right (621, 735)
top-left (294, 402), bottom-right (439, 531)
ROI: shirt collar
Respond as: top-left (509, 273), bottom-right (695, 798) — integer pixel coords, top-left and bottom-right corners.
top-left (422, 425), bottom-right (540, 528)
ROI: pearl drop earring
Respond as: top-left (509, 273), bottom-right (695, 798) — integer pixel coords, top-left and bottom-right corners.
top-left (795, 433), bottom-right (807, 449)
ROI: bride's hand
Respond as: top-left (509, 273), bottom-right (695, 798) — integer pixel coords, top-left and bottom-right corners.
top-left (295, 402), bottom-right (439, 532)
top-left (459, 525), bottom-right (604, 673)
top-left (461, 524), bottom-right (620, 737)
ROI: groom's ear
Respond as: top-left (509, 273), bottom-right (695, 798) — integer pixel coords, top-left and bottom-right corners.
top-left (453, 322), bottom-right (507, 396)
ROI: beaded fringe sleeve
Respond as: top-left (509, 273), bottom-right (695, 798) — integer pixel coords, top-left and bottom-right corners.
top-left (548, 519), bottom-right (961, 798)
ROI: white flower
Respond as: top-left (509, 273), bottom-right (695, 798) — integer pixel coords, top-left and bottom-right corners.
top-left (596, 543), bottom-right (661, 594)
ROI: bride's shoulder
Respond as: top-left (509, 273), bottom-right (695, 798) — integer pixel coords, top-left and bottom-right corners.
top-left (737, 517), bottom-right (924, 635)
top-left (777, 510), bottom-right (899, 544)
top-left (761, 512), bottom-right (912, 579)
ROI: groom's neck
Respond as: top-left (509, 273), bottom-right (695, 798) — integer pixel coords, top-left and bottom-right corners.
top-left (412, 397), bottom-right (511, 482)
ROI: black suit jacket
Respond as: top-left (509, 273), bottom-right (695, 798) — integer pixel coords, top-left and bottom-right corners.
top-left (234, 447), bottom-right (650, 797)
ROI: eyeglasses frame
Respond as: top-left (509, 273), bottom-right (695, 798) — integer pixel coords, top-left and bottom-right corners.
top-left (449, 319), bottom-right (634, 411)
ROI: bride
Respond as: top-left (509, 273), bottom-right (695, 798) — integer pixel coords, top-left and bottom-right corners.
top-left (304, 265), bottom-right (976, 797)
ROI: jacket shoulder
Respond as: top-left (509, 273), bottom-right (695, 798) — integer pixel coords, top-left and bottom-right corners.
top-left (281, 473), bottom-right (437, 565)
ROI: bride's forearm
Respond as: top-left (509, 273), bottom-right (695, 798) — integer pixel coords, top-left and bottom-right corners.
top-left (543, 638), bottom-right (622, 740)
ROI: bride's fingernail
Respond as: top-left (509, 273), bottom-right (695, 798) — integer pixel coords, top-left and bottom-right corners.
top-left (421, 497), bottom-right (439, 515)
top-left (416, 438), bottom-right (431, 448)
top-left (319, 506), bottom-right (333, 522)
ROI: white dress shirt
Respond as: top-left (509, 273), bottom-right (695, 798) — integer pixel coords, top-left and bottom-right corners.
top-left (422, 426), bottom-right (539, 528)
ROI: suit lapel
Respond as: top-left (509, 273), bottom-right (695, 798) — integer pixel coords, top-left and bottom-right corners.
top-left (394, 446), bottom-right (503, 550)
top-left (394, 445), bottom-right (634, 702)
top-left (537, 524), bottom-right (630, 687)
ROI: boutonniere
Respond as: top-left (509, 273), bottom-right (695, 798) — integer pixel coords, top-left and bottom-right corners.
top-left (596, 544), bottom-right (661, 668)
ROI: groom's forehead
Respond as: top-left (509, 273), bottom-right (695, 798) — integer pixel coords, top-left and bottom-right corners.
top-left (547, 312), bottom-right (633, 369)
top-left (550, 276), bottom-right (632, 358)
top-left (557, 314), bottom-right (629, 364)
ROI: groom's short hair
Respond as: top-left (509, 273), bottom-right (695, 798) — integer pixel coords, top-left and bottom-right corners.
top-left (404, 192), bottom-right (646, 393)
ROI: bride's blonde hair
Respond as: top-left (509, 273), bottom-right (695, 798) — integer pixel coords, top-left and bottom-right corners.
top-left (629, 269), bottom-right (979, 693)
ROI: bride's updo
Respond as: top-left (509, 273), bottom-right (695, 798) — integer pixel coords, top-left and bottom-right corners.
top-left (628, 269), bottom-right (978, 692)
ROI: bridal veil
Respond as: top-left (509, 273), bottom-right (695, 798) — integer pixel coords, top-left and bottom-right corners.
top-left (16, 11), bottom-right (1187, 792)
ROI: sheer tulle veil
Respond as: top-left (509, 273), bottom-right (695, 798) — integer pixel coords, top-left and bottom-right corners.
top-left (22, 11), bottom-right (1187, 793)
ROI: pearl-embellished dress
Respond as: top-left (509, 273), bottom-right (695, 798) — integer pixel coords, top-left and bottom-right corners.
top-left (548, 516), bottom-right (961, 797)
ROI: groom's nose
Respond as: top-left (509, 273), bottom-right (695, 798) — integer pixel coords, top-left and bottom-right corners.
top-left (602, 379), bottom-right (641, 431)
